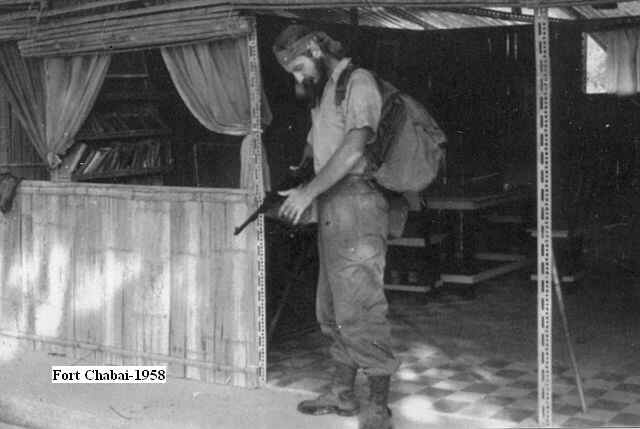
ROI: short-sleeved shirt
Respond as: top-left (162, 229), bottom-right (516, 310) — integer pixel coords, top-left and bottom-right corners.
top-left (307, 58), bottom-right (382, 174)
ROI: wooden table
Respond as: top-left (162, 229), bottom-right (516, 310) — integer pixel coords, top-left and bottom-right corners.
top-left (425, 188), bottom-right (534, 286)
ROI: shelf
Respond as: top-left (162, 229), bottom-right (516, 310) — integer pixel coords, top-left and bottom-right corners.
top-left (388, 233), bottom-right (448, 248)
top-left (106, 73), bottom-right (150, 78)
top-left (72, 166), bottom-right (171, 182)
top-left (76, 129), bottom-right (171, 141)
top-left (384, 280), bottom-right (443, 293)
top-left (99, 92), bottom-right (165, 102)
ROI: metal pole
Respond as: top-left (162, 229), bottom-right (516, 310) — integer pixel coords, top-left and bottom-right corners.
top-left (534, 8), bottom-right (554, 427)
top-left (552, 256), bottom-right (587, 413)
top-left (247, 16), bottom-right (267, 386)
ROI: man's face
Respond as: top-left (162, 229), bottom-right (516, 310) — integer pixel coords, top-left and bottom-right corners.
top-left (286, 54), bottom-right (321, 85)
top-left (285, 54), bottom-right (328, 105)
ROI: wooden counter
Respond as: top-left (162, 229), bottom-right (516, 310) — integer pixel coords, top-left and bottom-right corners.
top-left (0, 181), bottom-right (262, 387)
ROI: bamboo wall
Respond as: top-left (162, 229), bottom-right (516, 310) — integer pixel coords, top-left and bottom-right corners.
top-left (0, 181), bottom-right (261, 387)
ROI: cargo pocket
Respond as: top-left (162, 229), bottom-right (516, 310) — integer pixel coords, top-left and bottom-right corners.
top-left (336, 234), bottom-right (384, 264)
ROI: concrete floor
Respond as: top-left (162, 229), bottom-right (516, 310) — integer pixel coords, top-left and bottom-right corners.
top-left (0, 349), bottom-right (488, 429)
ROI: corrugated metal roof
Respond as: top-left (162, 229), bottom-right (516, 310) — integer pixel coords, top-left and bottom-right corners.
top-left (262, 6), bottom-right (531, 30)
top-left (409, 8), bottom-right (525, 28)
top-left (572, 1), bottom-right (640, 19)
top-left (3, 0), bottom-right (640, 31)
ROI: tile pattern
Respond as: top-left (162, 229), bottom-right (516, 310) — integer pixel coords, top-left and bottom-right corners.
top-left (268, 332), bottom-right (640, 427)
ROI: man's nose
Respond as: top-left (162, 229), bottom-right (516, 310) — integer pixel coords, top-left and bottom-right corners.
top-left (293, 73), bottom-right (304, 84)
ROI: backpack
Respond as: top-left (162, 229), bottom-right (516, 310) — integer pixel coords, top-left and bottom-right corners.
top-left (335, 64), bottom-right (446, 194)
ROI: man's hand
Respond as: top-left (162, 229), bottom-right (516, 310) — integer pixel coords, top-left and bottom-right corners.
top-left (278, 186), bottom-right (314, 225)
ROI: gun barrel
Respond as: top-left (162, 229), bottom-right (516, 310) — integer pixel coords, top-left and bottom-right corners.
top-left (232, 166), bottom-right (313, 235)
top-left (234, 214), bottom-right (258, 236)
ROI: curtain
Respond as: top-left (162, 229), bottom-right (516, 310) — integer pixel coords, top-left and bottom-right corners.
top-left (161, 37), bottom-right (272, 190)
top-left (602, 29), bottom-right (640, 96)
top-left (45, 54), bottom-right (111, 167)
top-left (0, 43), bottom-right (46, 162)
top-left (0, 42), bottom-right (110, 168)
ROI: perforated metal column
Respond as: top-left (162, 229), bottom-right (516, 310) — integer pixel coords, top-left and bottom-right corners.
top-left (247, 16), bottom-right (267, 385)
top-left (534, 8), bottom-right (553, 427)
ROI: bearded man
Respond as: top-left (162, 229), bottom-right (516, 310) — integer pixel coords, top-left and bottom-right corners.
top-left (273, 25), bottom-right (399, 429)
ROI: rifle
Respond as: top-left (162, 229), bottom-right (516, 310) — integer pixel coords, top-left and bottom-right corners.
top-left (234, 158), bottom-right (314, 236)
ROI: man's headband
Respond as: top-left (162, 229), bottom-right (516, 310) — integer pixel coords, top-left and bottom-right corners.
top-left (273, 31), bottom-right (343, 68)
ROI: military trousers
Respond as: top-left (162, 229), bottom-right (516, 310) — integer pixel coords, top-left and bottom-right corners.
top-left (316, 175), bottom-right (400, 376)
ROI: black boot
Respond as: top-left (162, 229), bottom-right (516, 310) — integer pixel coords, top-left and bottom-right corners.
top-left (297, 363), bottom-right (360, 417)
top-left (359, 375), bottom-right (392, 429)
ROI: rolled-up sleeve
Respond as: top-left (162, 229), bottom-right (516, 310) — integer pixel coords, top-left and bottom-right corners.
top-left (343, 70), bottom-right (382, 140)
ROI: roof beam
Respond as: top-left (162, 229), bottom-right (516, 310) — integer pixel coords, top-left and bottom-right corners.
top-left (0, 0), bottom-right (38, 5)
top-left (575, 14), bottom-right (640, 30)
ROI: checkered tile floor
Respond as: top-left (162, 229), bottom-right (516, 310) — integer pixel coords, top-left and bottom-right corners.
top-left (269, 343), bottom-right (640, 427)
top-left (268, 308), bottom-right (640, 428)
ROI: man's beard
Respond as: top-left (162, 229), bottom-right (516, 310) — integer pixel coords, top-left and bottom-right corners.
top-left (298, 57), bottom-right (328, 107)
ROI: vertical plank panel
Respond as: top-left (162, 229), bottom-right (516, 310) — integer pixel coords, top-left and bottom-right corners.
top-left (44, 194), bottom-right (74, 356)
top-left (145, 200), bottom-right (171, 364)
top-left (30, 191), bottom-right (51, 353)
top-left (102, 196), bottom-right (126, 365)
top-left (229, 248), bottom-right (250, 387)
top-left (227, 200), bottom-right (252, 387)
top-left (185, 200), bottom-right (217, 381)
top-left (211, 202), bottom-right (230, 384)
top-left (245, 218), bottom-right (258, 387)
top-left (170, 200), bottom-right (200, 378)
top-left (122, 198), bottom-right (145, 366)
top-left (0, 191), bottom-right (25, 358)
top-left (74, 193), bottom-right (105, 352)
top-left (198, 198), bottom-right (216, 382)
top-left (20, 191), bottom-right (34, 349)
top-left (169, 202), bottom-right (185, 378)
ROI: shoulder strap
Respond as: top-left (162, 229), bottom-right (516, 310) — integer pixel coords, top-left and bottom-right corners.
top-left (335, 64), bottom-right (400, 107)
top-left (334, 63), bottom-right (358, 106)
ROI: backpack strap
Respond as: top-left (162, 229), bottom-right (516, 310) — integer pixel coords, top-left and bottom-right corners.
top-left (334, 62), bottom-right (358, 106)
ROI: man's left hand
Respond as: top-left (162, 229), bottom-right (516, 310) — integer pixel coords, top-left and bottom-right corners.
top-left (278, 186), bottom-right (314, 225)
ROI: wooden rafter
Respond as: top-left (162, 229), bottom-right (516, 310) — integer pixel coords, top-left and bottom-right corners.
top-left (0, 0), bottom-right (44, 11)
top-left (575, 14), bottom-right (640, 30)
top-left (0, 0), bottom-right (38, 5)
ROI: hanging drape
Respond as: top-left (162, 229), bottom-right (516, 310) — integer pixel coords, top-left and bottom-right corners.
top-left (0, 42), bottom-right (110, 168)
top-left (161, 37), bottom-right (272, 190)
top-left (45, 54), bottom-right (111, 167)
top-left (0, 43), bottom-right (46, 161)
top-left (602, 28), bottom-right (640, 96)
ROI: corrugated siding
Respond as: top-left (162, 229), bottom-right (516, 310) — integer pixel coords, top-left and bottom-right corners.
top-left (0, 181), bottom-right (260, 387)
